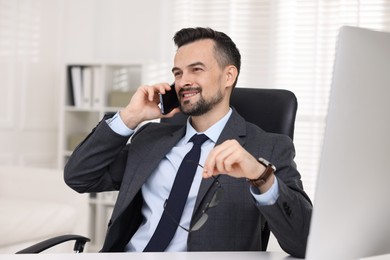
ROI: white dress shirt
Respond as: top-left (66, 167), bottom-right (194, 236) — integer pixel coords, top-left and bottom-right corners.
top-left (106, 109), bottom-right (279, 252)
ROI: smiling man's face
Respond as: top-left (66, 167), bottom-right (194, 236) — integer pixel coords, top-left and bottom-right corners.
top-left (172, 39), bottom-right (229, 116)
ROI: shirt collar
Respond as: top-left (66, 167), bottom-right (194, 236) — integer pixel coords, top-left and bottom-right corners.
top-left (183, 108), bottom-right (233, 144)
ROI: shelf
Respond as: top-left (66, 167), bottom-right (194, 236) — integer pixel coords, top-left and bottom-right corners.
top-left (59, 61), bottom-right (143, 250)
top-left (64, 106), bottom-right (101, 113)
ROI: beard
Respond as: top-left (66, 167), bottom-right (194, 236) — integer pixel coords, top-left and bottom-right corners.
top-left (179, 87), bottom-right (224, 116)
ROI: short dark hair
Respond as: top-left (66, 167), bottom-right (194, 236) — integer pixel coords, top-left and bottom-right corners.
top-left (173, 27), bottom-right (241, 88)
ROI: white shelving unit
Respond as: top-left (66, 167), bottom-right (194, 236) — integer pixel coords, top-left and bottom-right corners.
top-left (58, 61), bottom-right (143, 251)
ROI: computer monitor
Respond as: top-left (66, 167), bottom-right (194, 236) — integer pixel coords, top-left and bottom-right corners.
top-left (305, 26), bottom-right (390, 259)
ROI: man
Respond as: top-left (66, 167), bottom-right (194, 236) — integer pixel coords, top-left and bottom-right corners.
top-left (64, 27), bottom-right (312, 258)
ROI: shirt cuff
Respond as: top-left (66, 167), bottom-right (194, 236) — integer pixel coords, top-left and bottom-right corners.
top-left (105, 112), bottom-right (134, 136)
top-left (250, 177), bottom-right (279, 206)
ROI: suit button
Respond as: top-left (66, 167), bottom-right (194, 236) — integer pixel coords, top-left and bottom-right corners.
top-left (283, 202), bottom-right (292, 217)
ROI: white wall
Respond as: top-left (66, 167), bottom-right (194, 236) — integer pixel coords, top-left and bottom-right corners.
top-left (0, 0), bottom-right (173, 168)
top-left (62, 0), bottom-right (173, 62)
top-left (0, 0), bottom-right (63, 167)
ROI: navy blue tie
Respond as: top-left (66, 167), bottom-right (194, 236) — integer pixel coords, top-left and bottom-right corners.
top-left (144, 133), bottom-right (209, 252)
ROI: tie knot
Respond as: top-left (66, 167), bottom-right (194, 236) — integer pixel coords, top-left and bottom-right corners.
top-left (190, 134), bottom-right (209, 146)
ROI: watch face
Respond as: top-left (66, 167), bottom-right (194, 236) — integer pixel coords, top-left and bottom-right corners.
top-left (258, 157), bottom-right (270, 166)
top-left (258, 157), bottom-right (276, 171)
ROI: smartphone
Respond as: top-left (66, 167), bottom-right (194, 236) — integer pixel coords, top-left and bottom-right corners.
top-left (159, 84), bottom-right (179, 115)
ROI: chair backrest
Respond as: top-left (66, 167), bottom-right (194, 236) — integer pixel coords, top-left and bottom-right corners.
top-left (161, 88), bottom-right (298, 140)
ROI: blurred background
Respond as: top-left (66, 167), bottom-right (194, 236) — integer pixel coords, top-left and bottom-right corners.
top-left (0, 0), bottom-right (389, 253)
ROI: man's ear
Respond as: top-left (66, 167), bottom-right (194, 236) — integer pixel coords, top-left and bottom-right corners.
top-left (225, 65), bottom-right (238, 88)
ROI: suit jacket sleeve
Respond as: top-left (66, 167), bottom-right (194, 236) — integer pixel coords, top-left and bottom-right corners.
top-left (256, 133), bottom-right (312, 258)
top-left (64, 117), bottom-right (131, 193)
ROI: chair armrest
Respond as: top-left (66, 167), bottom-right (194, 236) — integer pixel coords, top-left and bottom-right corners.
top-left (15, 234), bottom-right (90, 254)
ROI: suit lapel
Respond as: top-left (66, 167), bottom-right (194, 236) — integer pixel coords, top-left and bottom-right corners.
top-left (117, 125), bottom-right (186, 215)
top-left (130, 126), bottom-right (185, 187)
top-left (192, 110), bottom-right (247, 217)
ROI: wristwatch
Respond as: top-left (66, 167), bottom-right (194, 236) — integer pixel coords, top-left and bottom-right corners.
top-left (247, 158), bottom-right (276, 187)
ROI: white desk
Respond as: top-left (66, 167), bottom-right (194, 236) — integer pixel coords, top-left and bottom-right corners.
top-left (1, 252), bottom-right (389, 259)
top-left (361, 255), bottom-right (390, 260)
top-left (0, 251), bottom-right (297, 260)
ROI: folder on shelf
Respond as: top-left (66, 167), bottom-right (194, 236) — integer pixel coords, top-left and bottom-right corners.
top-left (82, 67), bottom-right (93, 108)
top-left (69, 66), bottom-right (83, 107)
top-left (92, 67), bottom-right (102, 108)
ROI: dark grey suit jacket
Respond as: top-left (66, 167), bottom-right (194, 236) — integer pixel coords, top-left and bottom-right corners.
top-left (64, 109), bottom-right (312, 258)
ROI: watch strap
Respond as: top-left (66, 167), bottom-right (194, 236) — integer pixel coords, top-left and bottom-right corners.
top-left (247, 158), bottom-right (276, 187)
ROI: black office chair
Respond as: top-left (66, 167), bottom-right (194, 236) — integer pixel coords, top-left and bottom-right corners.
top-left (161, 87), bottom-right (297, 140)
top-left (17, 87), bottom-right (297, 253)
top-left (16, 235), bottom-right (90, 254)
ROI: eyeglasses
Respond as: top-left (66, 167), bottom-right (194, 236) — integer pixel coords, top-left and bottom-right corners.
top-left (163, 162), bottom-right (224, 232)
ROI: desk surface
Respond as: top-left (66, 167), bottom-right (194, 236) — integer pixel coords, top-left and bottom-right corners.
top-left (0, 251), bottom-right (296, 260)
top-left (1, 252), bottom-right (389, 259)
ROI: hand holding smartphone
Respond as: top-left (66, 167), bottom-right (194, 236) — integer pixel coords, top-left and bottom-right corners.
top-left (159, 84), bottom-right (179, 115)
